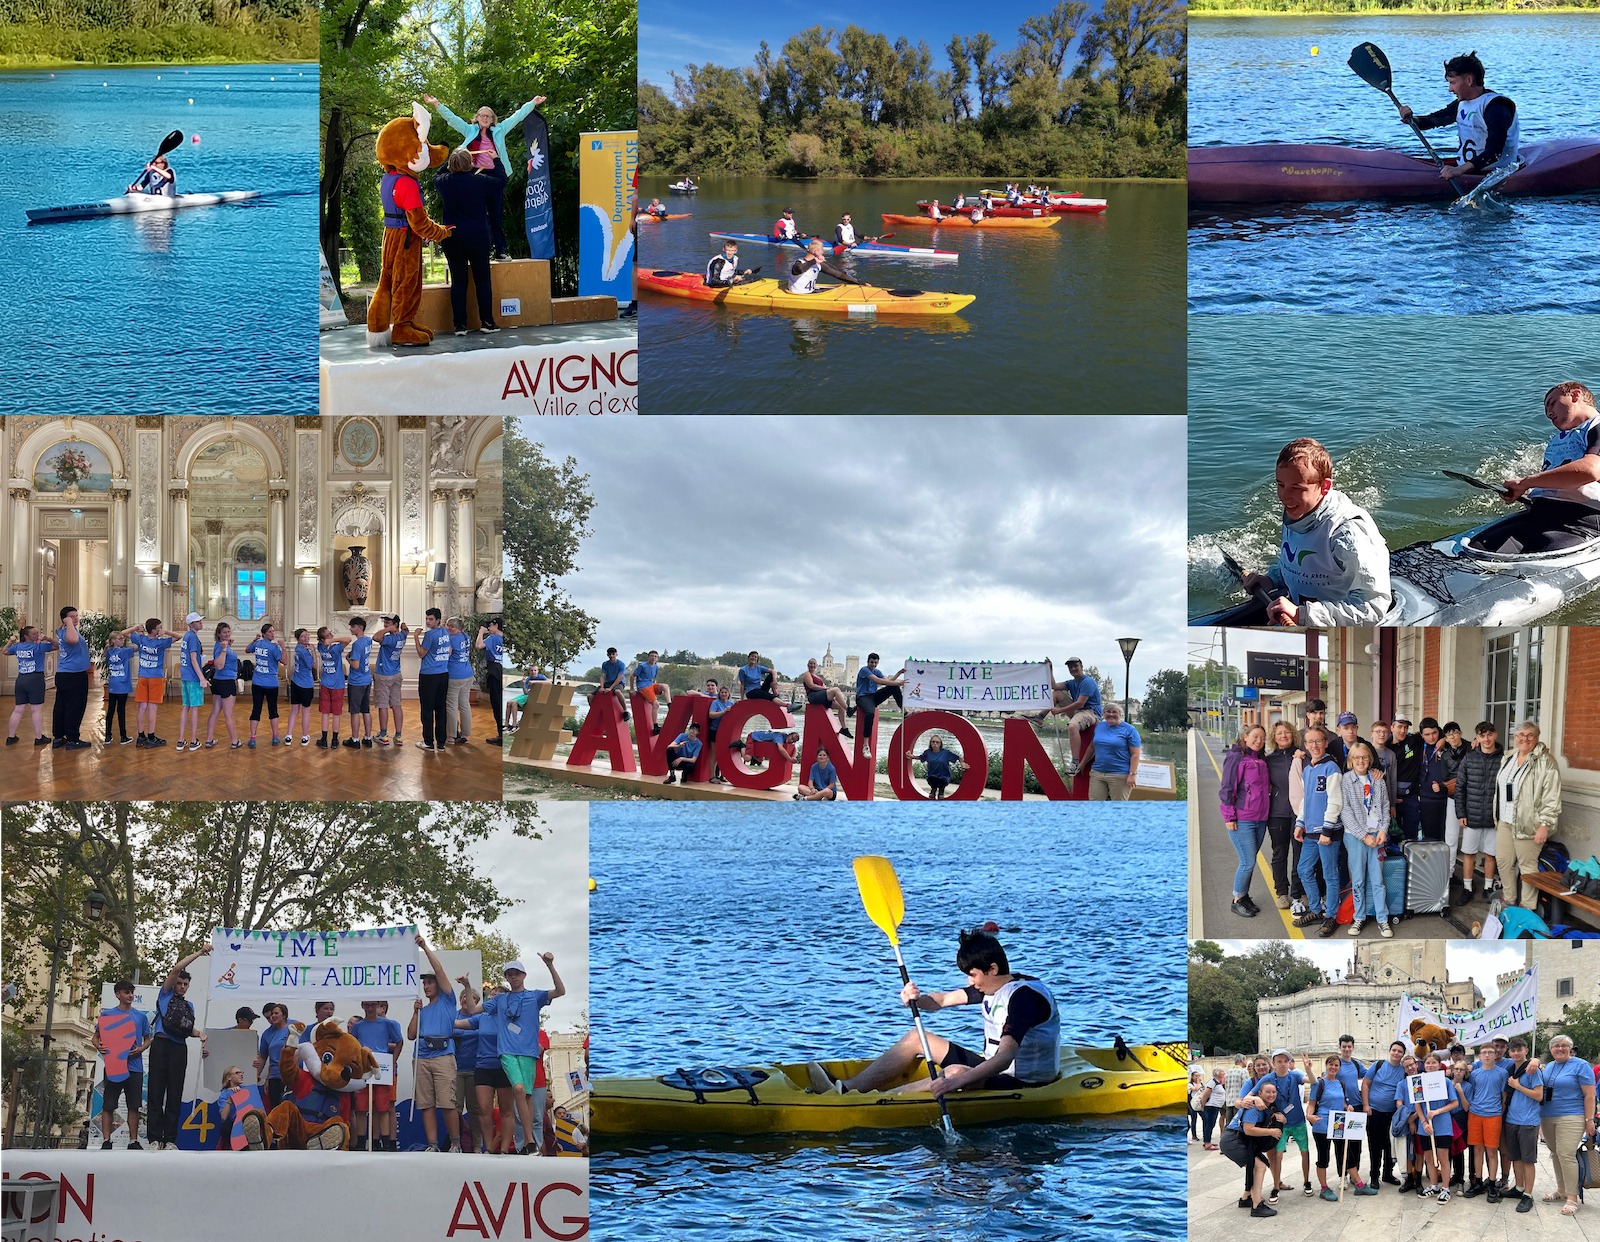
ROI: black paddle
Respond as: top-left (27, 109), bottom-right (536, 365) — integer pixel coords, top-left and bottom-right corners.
top-left (1443, 468), bottom-right (1525, 504)
top-left (128, 130), bottom-right (184, 193)
top-left (1348, 42), bottom-right (1467, 194)
top-left (1222, 551), bottom-right (1281, 615)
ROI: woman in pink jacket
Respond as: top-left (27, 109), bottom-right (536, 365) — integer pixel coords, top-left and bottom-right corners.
top-left (1220, 724), bottom-right (1272, 918)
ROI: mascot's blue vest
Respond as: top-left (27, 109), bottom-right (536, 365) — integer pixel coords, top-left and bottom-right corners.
top-left (381, 172), bottom-right (411, 230)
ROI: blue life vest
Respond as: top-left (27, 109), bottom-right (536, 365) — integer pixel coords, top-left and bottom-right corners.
top-left (381, 173), bottom-right (412, 231)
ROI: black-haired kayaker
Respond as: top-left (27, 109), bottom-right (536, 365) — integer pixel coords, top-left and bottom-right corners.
top-left (128, 155), bottom-right (176, 197)
top-left (704, 239), bottom-right (754, 288)
top-left (1397, 52), bottom-right (1521, 183)
top-left (806, 929), bottom-right (1059, 1097)
top-left (1240, 437), bottom-right (1392, 625)
top-left (773, 208), bottom-right (799, 240)
top-left (1470, 381), bottom-right (1600, 554)
top-left (787, 239), bottom-right (859, 295)
top-left (834, 213), bottom-right (876, 251)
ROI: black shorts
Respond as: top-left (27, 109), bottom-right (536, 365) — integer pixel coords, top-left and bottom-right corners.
top-left (474, 1065), bottom-right (512, 1089)
top-left (289, 683), bottom-right (315, 707)
top-left (805, 688), bottom-right (830, 706)
top-left (212, 678), bottom-right (237, 698)
top-left (101, 1071), bottom-right (143, 1112)
top-left (1416, 1132), bottom-right (1450, 1152)
top-left (1505, 1122), bottom-right (1539, 1164)
top-left (937, 1042), bottom-right (1033, 1090)
top-left (1221, 1125), bottom-right (1270, 1169)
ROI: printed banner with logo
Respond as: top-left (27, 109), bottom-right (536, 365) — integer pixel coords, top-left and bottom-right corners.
top-left (901, 660), bottom-right (1053, 713)
top-left (1395, 965), bottom-right (1539, 1046)
top-left (208, 925), bottom-right (420, 1006)
top-left (522, 109), bottom-right (555, 260)
top-left (578, 130), bottom-right (637, 301)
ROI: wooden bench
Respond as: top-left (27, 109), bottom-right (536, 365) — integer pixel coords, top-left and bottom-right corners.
top-left (1520, 870), bottom-right (1600, 929)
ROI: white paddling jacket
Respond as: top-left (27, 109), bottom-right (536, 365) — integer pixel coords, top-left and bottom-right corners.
top-left (1266, 488), bottom-right (1393, 626)
top-left (981, 977), bottom-right (1061, 1085)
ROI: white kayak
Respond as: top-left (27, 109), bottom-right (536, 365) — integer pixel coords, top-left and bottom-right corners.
top-left (1383, 517), bottom-right (1600, 625)
top-left (26, 190), bottom-right (260, 224)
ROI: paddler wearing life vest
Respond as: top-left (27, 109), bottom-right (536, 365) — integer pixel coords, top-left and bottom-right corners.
top-left (128, 155), bottom-right (176, 197)
top-left (773, 208), bottom-right (800, 240)
top-left (1469, 381), bottom-right (1600, 554)
top-left (1241, 437), bottom-right (1393, 626)
top-left (833, 212), bottom-right (874, 250)
top-left (643, 197), bottom-right (669, 219)
top-left (1396, 52), bottom-right (1521, 182)
top-left (787, 237), bottom-right (859, 295)
top-left (704, 239), bottom-right (754, 288)
top-left (806, 928), bottom-right (1060, 1097)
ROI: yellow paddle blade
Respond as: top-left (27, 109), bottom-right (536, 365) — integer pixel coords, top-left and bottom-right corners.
top-left (853, 855), bottom-right (905, 947)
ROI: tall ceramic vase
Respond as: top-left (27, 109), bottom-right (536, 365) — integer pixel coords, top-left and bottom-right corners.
top-left (341, 545), bottom-right (371, 607)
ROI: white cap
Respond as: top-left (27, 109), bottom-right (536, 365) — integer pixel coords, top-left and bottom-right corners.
top-left (502, 960), bottom-right (527, 976)
top-left (185, 612), bottom-right (203, 624)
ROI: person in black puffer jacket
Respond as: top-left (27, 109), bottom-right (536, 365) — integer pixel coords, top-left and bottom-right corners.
top-left (1453, 721), bottom-right (1503, 899)
top-left (435, 148), bottom-right (508, 335)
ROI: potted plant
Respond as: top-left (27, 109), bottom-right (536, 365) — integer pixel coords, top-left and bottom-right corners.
top-left (77, 611), bottom-right (126, 679)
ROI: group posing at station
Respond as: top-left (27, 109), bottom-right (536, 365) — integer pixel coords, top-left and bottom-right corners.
top-left (1195, 1032), bottom-right (1597, 1218)
top-left (5, 606), bottom-right (506, 754)
top-left (1217, 701), bottom-right (1564, 932)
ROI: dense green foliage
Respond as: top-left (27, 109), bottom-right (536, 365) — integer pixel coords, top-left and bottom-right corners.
top-left (643, 2), bottom-right (1186, 180)
top-left (1194, 0), bottom-right (1597, 10)
top-left (1189, 941), bottom-right (1325, 1055)
top-left (0, 0), bottom-right (314, 64)
top-left (320, 0), bottom-right (636, 296)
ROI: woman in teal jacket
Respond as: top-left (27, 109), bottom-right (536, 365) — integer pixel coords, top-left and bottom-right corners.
top-left (423, 92), bottom-right (547, 258)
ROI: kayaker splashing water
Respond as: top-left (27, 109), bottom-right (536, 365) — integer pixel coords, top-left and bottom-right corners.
top-left (1396, 52), bottom-right (1521, 185)
top-left (1469, 380), bottom-right (1600, 554)
top-left (127, 154), bottom-right (175, 197)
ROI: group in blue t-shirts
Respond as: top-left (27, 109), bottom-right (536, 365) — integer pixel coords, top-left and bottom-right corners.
top-left (4, 607), bottom-right (93, 749)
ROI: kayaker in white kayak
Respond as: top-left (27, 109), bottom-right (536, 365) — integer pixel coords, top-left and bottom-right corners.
top-left (704, 239), bottom-right (755, 288)
top-left (1469, 380), bottom-right (1600, 554)
top-left (788, 239), bottom-right (860, 295)
top-left (773, 208), bottom-right (800, 240)
top-left (834, 213), bottom-right (876, 249)
top-left (806, 929), bottom-right (1059, 1097)
top-left (1397, 52), bottom-right (1520, 182)
top-left (128, 155), bottom-right (176, 197)
top-left (1240, 437), bottom-right (1393, 625)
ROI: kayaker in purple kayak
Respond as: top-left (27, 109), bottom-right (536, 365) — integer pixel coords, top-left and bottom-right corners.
top-left (1397, 52), bottom-right (1521, 182)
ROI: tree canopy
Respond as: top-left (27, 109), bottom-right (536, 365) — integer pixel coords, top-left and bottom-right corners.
top-left (1189, 941), bottom-right (1324, 1055)
top-left (1142, 668), bottom-right (1189, 731)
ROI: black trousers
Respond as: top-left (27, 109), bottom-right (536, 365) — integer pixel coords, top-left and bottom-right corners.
top-left (1467, 499), bottom-right (1600, 554)
top-left (1268, 815), bottom-right (1302, 899)
top-left (418, 672), bottom-right (449, 746)
top-left (250, 685), bottom-right (280, 721)
top-left (105, 692), bottom-right (128, 740)
top-left (487, 667), bottom-right (503, 734)
top-left (488, 194), bottom-right (507, 254)
top-left (147, 1037), bottom-right (188, 1144)
top-left (1368, 1112), bottom-right (1395, 1177)
top-left (52, 669), bottom-right (89, 741)
top-left (1420, 797), bottom-right (1450, 842)
top-left (444, 239), bottom-right (496, 329)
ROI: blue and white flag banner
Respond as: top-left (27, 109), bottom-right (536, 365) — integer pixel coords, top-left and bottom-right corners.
top-left (522, 109), bottom-right (555, 260)
top-left (209, 924), bottom-right (421, 1005)
top-left (1395, 965), bottom-right (1539, 1047)
top-left (900, 659), bottom-right (1053, 713)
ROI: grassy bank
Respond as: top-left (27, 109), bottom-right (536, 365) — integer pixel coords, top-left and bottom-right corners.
top-left (1192, 0), bottom-right (1598, 12)
top-left (0, 14), bottom-right (316, 66)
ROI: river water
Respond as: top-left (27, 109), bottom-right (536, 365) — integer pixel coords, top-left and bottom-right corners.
top-left (636, 176), bottom-right (1185, 414)
top-left (0, 64), bottom-right (318, 412)
top-left (589, 801), bottom-right (1186, 1240)
top-left (1188, 14), bottom-right (1600, 313)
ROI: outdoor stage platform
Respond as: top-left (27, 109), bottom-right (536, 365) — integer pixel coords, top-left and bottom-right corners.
top-left (0, 690), bottom-right (502, 804)
top-left (320, 318), bottom-right (638, 415)
top-left (1, 1150), bottom-right (587, 1242)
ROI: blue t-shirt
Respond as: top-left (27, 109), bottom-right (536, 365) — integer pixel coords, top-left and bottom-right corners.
top-left (670, 734), bottom-right (703, 758)
top-left (447, 631), bottom-right (473, 680)
top-left (346, 635), bottom-right (374, 687)
top-left (454, 1007), bottom-right (478, 1065)
top-left (1363, 1059), bottom-right (1408, 1112)
top-left (248, 640), bottom-right (282, 689)
top-left (1238, 1104), bottom-right (1275, 1134)
top-left (131, 633), bottom-right (174, 678)
top-left (736, 665), bottom-right (766, 694)
top-left (418, 627), bottom-right (450, 676)
top-left (918, 748), bottom-right (958, 780)
top-left (707, 699), bottom-right (733, 728)
top-left (809, 761), bottom-right (839, 791)
top-left (479, 987), bottom-right (551, 1058)
top-left (153, 986), bottom-right (194, 1045)
top-left (1308, 1077), bottom-right (1351, 1136)
top-left (179, 629), bottom-right (204, 682)
top-left (317, 642), bottom-right (347, 689)
top-left (1423, 1085), bottom-right (1460, 1136)
top-left (600, 658), bottom-right (626, 688)
top-left (258, 1023), bottom-right (293, 1080)
top-left (56, 626), bottom-right (90, 673)
top-left (350, 1017), bottom-right (403, 1059)
top-left (105, 646), bottom-right (135, 694)
top-left (855, 666), bottom-right (881, 697)
top-left (212, 643), bottom-right (237, 681)
top-left (1335, 1056), bottom-right (1365, 1106)
top-left (416, 989), bottom-right (458, 1058)
top-left (7, 641), bottom-right (53, 676)
top-left (463, 1015), bottom-right (501, 1069)
top-left (1267, 1070), bottom-right (1306, 1126)
top-left (1507, 1066), bottom-right (1544, 1127)
top-left (292, 644), bottom-right (317, 689)
top-left (483, 634), bottom-right (505, 668)
top-left (1065, 674), bottom-right (1102, 716)
top-left (635, 661), bottom-right (660, 689)
top-left (1465, 1063), bottom-right (1510, 1116)
top-left (100, 1006), bottom-right (152, 1073)
top-left (1542, 1057), bottom-right (1594, 1117)
top-left (748, 729), bottom-right (788, 746)
top-left (1091, 721), bottom-right (1142, 774)
top-left (377, 631), bottom-right (407, 676)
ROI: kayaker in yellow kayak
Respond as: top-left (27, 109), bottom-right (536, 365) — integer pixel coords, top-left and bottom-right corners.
top-left (806, 929), bottom-right (1059, 1097)
top-left (788, 239), bottom-right (862, 295)
top-left (704, 239), bottom-right (756, 288)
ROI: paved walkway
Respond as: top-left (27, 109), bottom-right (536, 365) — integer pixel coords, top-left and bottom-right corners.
top-left (1189, 1133), bottom-right (1600, 1241)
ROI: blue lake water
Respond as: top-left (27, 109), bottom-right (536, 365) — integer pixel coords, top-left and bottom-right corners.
top-left (0, 64), bottom-right (319, 412)
top-left (1188, 14), bottom-right (1600, 313)
top-left (589, 801), bottom-right (1187, 1241)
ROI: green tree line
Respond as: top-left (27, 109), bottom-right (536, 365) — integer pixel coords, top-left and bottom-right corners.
top-left (1193, 0), bottom-right (1599, 11)
top-left (0, 0), bottom-right (314, 64)
top-left (642, 0), bottom-right (1186, 180)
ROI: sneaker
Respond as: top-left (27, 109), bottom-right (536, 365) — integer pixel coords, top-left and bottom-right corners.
top-left (1421, 1183), bottom-right (1438, 1197)
top-left (424, 1144), bottom-right (439, 1153)
top-left (1462, 1181), bottom-right (1486, 1198)
top-left (487, 736), bottom-right (503, 746)
top-left (1231, 898), bottom-right (1257, 918)
top-left (447, 1144), bottom-right (461, 1153)
top-left (204, 739), bottom-right (217, 748)
top-left (1347, 917), bottom-right (1366, 936)
top-left (1293, 910), bottom-right (1323, 928)
top-left (1436, 1189), bottom-right (1451, 1204)
top-left (301, 736), bottom-right (310, 746)
top-left (1486, 1186), bottom-right (1501, 1204)
top-left (1267, 1187), bottom-right (1280, 1205)
top-left (1304, 1181), bottom-right (1314, 1197)
top-left (52, 737), bottom-right (65, 748)
top-left (840, 727), bottom-right (853, 738)
top-left (417, 742), bottom-right (436, 750)
top-left (188, 740), bottom-right (201, 751)
top-left (66, 739), bottom-right (91, 750)
top-left (248, 739), bottom-right (256, 748)
top-left (1517, 1194), bottom-right (1533, 1213)
top-left (35, 735), bottom-right (51, 746)
top-left (316, 736), bottom-right (328, 749)
top-left (1383, 1171), bottom-right (1401, 1186)
top-left (149, 736), bottom-right (167, 747)
top-left (1380, 922), bottom-right (1395, 938)
top-left (136, 737), bottom-right (149, 748)
top-left (480, 322), bottom-right (501, 333)
top-left (127, 1141), bottom-right (144, 1150)
top-left (454, 327), bottom-right (469, 336)
top-left (1355, 1183), bottom-right (1380, 1197)
top-left (375, 732), bottom-right (389, 745)
top-left (363, 738), bottom-right (373, 748)
top-left (100, 1139), bottom-right (113, 1150)
top-left (343, 738), bottom-right (360, 749)
top-left (119, 735), bottom-right (133, 745)
top-left (4, 736), bottom-right (15, 746)
top-left (651, 724), bottom-right (661, 736)
top-left (1319, 1187), bottom-right (1338, 1202)
top-left (1275, 893), bottom-right (1291, 909)
top-left (1239, 894), bottom-right (1261, 915)
top-left (1290, 898), bottom-right (1307, 916)
top-left (1249, 1204), bottom-right (1277, 1218)
top-left (1236, 1197), bottom-right (1252, 1210)
top-left (519, 1143), bottom-right (539, 1155)
top-left (663, 773), bottom-right (676, 785)
top-left (1318, 917), bottom-right (1339, 937)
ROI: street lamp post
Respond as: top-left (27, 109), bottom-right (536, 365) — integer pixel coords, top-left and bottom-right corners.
top-left (1116, 637), bottom-right (1140, 723)
top-left (34, 882), bottom-right (106, 1148)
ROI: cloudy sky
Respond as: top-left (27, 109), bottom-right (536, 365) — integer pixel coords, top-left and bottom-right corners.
top-left (1213, 939), bottom-right (1530, 1002)
top-left (472, 804), bottom-right (588, 1033)
top-left (523, 416), bottom-right (1187, 697)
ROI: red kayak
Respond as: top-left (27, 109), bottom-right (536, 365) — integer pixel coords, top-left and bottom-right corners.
top-left (636, 212), bottom-right (692, 221)
top-left (1188, 139), bottom-right (1600, 206)
top-left (919, 198), bottom-right (1107, 216)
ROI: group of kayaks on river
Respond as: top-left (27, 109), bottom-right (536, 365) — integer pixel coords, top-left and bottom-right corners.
top-left (1195, 382), bottom-right (1600, 628)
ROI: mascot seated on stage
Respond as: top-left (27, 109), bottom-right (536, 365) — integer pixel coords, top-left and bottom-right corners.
top-left (239, 1021), bottom-right (377, 1150)
top-left (367, 102), bottom-right (453, 348)
top-left (1409, 1018), bottom-right (1457, 1060)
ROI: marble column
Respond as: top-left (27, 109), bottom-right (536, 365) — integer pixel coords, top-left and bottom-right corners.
top-left (455, 487), bottom-right (476, 616)
top-left (430, 488), bottom-right (450, 610)
top-left (268, 485), bottom-right (289, 628)
top-left (169, 485), bottom-right (189, 623)
top-left (109, 481), bottom-right (130, 621)
top-left (10, 486), bottom-right (31, 621)
top-left (204, 518), bottom-right (224, 619)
